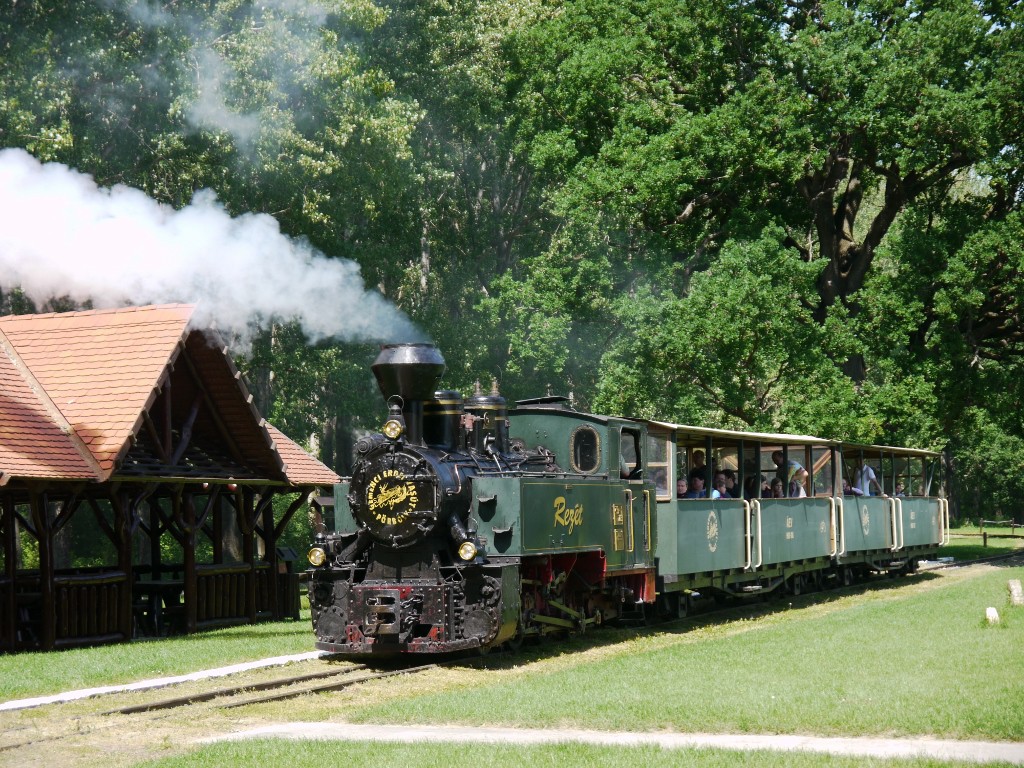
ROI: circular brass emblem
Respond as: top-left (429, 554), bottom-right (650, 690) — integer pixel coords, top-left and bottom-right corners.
top-left (706, 509), bottom-right (720, 553)
top-left (366, 468), bottom-right (419, 527)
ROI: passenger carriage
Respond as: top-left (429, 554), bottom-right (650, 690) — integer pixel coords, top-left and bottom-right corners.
top-left (640, 422), bottom-right (949, 615)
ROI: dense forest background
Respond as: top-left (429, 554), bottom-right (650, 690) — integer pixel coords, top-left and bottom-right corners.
top-left (2, 0), bottom-right (1022, 522)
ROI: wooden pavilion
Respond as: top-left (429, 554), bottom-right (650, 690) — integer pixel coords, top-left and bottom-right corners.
top-left (0, 304), bottom-right (339, 651)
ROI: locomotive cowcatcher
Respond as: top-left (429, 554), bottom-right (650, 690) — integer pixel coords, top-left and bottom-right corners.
top-left (306, 343), bottom-right (657, 654)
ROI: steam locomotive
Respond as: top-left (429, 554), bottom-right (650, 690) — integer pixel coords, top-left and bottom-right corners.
top-left (306, 343), bottom-right (948, 655)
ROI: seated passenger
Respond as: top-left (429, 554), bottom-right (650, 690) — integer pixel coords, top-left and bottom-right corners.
top-left (843, 478), bottom-right (865, 496)
top-left (684, 475), bottom-right (707, 498)
top-left (770, 477), bottom-right (784, 498)
top-left (894, 481), bottom-right (906, 497)
top-left (711, 476), bottom-right (729, 499)
top-left (723, 469), bottom-right (739, 498)
top-left (676, 477), bottom-right (689, 498)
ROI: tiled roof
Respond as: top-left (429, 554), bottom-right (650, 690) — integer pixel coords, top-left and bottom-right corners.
top-left (0, 304), bottom-right (339, 487)
top-left (0, 305), bottom-right (192, 478)
top-left (0, 330), bottom-right (98, 480)
top-left (266, 424), bottom-right (341, 486)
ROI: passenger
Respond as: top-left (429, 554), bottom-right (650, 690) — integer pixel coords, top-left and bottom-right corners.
top-left (676, 477), bottom-right (689, 498)
top-left (789, 467), bottom-right (808, 498)
top-left (743, 475), bottom-right (760, 499)
top-left (894, 480), bottom-right (906, 497)
top-left (712, 471), bottom-right (729, 498)
top-left (690, 449), bottom-right (706, 477)
top-left (852, 460), bottom-right (884, 496)
top-left (770, 477), bottom-right (784, 498)
top-left (843, 478), bottom-right (864, 496)
top-left (684, 475), bottom-right (707, 498)
top-left (651, 468), bottom-right (667, 494)
top-left (772, 450), bottom-right (803, 483)
top-left (723, 469), bottom-right (739, 498)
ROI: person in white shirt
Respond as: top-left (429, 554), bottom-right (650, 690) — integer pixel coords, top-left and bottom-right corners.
top-left (853, 461), bottom-right (884, 496)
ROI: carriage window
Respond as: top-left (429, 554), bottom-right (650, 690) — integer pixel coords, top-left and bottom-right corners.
top-left (647, 432), bottom-right (671, 500)
top-left (811, 447), bottom-right (834, 497)
top-left (570, 425), bottom-right (601, 473)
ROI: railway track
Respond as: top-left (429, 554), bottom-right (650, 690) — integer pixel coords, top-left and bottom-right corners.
top-left (104, 661), bottom-right (445, 714)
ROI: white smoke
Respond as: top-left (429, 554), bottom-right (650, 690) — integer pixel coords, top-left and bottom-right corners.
top-left (0, 147), bottom-right (422, 346)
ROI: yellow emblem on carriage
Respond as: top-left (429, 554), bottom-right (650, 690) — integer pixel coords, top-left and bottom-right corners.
top-left (366, 469), bottom-right (418, 526)
top-left (554, 496), bottom-right (584, 535)
top-left (706, 509), bottom-right (719, 553)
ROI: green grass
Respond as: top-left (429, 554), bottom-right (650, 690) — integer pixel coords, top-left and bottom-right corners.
top-left (137, 739), bottom-right (1008, 768)
top-left (0, 611), bottom-right (315, 701)
top-left (345, 567), bottom-right (1024, 741)
top-left (941, 530), bottom-right (1023, 562)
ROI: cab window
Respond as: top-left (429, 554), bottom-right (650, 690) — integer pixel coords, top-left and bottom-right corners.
top-left (620, 428), bottom-right (642, 479)
top-left (570, 425), bottom-right (601, 474)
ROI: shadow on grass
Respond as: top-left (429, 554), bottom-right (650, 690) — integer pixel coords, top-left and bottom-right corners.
top-left (340, 569), bottom-right (955, 674)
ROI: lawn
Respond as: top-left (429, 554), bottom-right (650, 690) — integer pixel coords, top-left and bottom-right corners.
top-left (336, 566), bottom-right (1024, 741)
top-left (0, 611), bottom-right (316, 701)
top-left (138, 739), bottom-right (1007, 768)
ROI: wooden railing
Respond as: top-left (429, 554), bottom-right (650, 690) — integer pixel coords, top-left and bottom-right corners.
top-left (54, 571), bottom-right (129, 643)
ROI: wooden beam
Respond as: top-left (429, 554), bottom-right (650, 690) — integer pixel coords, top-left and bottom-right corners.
top-left (178, 348), bottom-right (248, 468)
top-left (170, 395), bottom-right (203, 466)
top-left (142, 410), bottom-right (170, 464)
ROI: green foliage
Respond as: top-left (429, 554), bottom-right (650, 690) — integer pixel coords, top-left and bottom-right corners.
top-left (2, 0), bottom-right (1023, 515)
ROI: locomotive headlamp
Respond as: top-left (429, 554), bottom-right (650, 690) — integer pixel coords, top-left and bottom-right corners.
top-left (307, 546), bottom-right (327, 567)
top-left (457, 540), bottom-right (478, 561)
top-left (382, 419), bottom-right (404, 440)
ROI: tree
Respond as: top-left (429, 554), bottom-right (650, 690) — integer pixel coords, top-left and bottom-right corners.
top-left (501, 0), bottom-right (1021, 421)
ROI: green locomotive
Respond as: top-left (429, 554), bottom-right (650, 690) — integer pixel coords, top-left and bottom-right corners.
top-left (306, 343), bottom-right (947, 654)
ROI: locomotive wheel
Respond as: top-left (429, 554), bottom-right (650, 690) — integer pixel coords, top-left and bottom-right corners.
top-left (677, 594), bottom-right (691, 619)
top-left (504, 623), bottom-right (526, 653)
top-left (789, 574), bottom-right (804, 596)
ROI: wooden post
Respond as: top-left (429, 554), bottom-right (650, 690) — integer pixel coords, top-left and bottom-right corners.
top-left (264, 493), bottom-right (280, 619)
top-left (114, 491), bottom-right (134, 641)
top-left (240, 488), bottom-right (256, 623)
top-left (2, 496), bottom-right (15, 651)
top-left (179, 488), bottom-right (198, 634)
top-left (30, 490), bottom-right (56, 650)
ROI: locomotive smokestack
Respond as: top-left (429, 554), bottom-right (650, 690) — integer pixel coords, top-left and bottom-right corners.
top-left (372, 343), bottom-right (446, 445)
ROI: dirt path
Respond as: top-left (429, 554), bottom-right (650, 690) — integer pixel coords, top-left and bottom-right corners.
top-left (209, 722), bottom-right (1024, 764)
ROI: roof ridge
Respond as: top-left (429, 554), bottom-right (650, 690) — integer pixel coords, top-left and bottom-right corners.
top-left (0, 303), bottom-right (196, 323)
top-left (0, 328), bottom-right (105, 480)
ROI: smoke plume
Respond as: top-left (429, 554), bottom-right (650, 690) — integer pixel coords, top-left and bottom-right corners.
top-left (0, 148), bottom-right (422, 346)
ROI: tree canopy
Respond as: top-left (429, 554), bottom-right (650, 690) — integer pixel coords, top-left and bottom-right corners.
top-left (1, 0), bottom-right (1022, 519)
